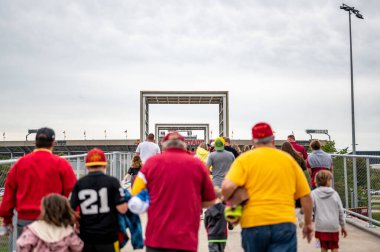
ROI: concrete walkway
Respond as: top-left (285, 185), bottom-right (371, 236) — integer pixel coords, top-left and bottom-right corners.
top-left (123, 214), bottom-right (380, 252)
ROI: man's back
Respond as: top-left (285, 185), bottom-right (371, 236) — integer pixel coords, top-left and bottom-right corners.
top-left (207, 150), bottom-right (235, 187)
top-left (0, 150), bottom-right (76, 223)
top-left (136, 141), bottom-right (160, 163)
top-left (226, 147), bottom-right (310, 228)
top-left (290, 141), bottom-right (308, 160)
top-left (307, 150), bottom-right (332, 168)
top-left (134, 148), bottom-right (215, 251)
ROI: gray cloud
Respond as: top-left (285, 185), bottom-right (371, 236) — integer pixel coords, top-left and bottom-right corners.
top-left (0, 0), bottom-right (379, 150)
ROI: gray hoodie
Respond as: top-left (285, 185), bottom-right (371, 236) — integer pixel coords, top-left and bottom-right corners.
top-left (311, 187), bottom-right (345, 232)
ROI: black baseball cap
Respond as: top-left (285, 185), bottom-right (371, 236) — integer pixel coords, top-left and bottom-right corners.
top-left (36, 127), bottom-right (55, 142)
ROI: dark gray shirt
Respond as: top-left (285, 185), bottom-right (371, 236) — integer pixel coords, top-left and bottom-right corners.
top-left (207, 150), bottom-right (235, 187)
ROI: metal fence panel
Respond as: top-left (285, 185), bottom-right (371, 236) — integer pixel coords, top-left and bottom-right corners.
top-left (0, 152), bottom-right (132, 252)
top-left (332, 154), bottom-right (380, 228)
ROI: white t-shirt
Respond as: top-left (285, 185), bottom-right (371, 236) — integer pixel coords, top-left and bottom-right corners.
top-left (136, 141), bottom-right (161, 163)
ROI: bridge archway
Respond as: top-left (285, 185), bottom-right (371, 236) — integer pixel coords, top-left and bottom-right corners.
top-left (155, 123), bottom-right (210, 145)
top-left (140, 91), bottom-right (229, 140)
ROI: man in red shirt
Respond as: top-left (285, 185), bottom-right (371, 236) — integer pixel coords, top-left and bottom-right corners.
top-left (0, 127), bottom-right (77, 237)
top-left (287, 134), bottom-right (308, 160)
top-left (132, 131), bottom-right (216, 252)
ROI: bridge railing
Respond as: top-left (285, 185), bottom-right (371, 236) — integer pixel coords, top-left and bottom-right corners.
top-left (61, 152), bottom-right (133, 181)
top-left (331, 154), bottom-right (380, 228)
top-left (0, 151), bottom-right (133, 252)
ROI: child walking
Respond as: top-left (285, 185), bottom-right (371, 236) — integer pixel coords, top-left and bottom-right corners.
top-left (16, 194), bottom-right (83, 252)
top-left (70, 148), bottom-right (128, 252)
top-left (312, 170), bottom-right (347, 252)
top-left (124, 155), bottom-right (142, 187)
top-left (204, 187), bottom-right (227, 252)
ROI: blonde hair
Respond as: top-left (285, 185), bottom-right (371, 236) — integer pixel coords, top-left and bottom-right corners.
top-left (242, 145), bottom-right (250, 153)
top-left (315, 170), bottom-right (333, 187)
top-left (131, 156), bottom-right (142, 168)
top-left (198, 142), bottom-right (207, 150)
top-left (231, 144), bottom-right (241, 153)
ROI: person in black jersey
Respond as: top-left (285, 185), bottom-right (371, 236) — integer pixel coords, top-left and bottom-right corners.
top-left (70, 148), bottom-right (128, 252)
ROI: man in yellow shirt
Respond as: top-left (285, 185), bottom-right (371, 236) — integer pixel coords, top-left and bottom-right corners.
top-left (222, 122), bottom-right (313, 252)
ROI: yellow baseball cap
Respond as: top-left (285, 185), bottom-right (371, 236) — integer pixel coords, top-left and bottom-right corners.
top-left (214, 137), bottom-right (225, 151)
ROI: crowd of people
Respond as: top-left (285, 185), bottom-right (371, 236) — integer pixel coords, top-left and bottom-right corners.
top-left (0, 124), bottom-right (345, 252)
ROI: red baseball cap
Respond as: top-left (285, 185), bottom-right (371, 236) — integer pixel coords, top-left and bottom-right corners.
top-left (162, 131), bottom-right (185, 142)
top-left (252, 122), bottom-right (274, 143)
top-left (86, 148), bottom-right (107, 167)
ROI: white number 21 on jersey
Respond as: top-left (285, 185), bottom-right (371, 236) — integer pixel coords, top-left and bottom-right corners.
top-left (78, 188), bottom-right (110, 214)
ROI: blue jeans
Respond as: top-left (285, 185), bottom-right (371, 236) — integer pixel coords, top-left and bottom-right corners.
top-left (241, 223), bottom-right (297, 252)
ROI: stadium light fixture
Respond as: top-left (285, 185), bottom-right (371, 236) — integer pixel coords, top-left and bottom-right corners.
top-left (26, 129), bottom-right (38, 141)
top-left (339, 3), bottom-right (364, 155)
top-left (340, 3), bottom-right (364, 208)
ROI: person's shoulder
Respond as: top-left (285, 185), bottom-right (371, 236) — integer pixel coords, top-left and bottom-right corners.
top-left (72, 176), bottom-right (87, 188)
top-left (322, 151), bottom-right (332, 157)
top-left (333, 190), bottom-right (341, 198)
top-left (215, 202), bottom-right (225, 210)
top-left (88, 173), bottom-right (120, 187)
top-left (103, 174), bottom-right (120, 183)
top-left (219, 150), bottom-right (235, 159)
top-left (13, 153), bottom-right (29, 165)
top-left (224, 150), bottom-right (235, 159)
top-left (262, 147), bottom-right (284, 156)
top-left (146, 141), bottom-right (158, 146)
top-left (153, 142), bottom-right (160, 147)
top-left (23, 151), bottom-right (48, 161)
top-left (208, 151), bottom-right (217, 157)
top-left (146, 152), bottom-right (163, 161)
top-left (293, 142), bottom-right (303, 148)
top-left (141, 153), bottom-right (162, 170)
top-left (55, 155), bottom-right (72, 166)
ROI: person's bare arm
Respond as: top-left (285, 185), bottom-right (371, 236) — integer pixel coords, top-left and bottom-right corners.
top-left (116, 203), bottom-right (128, 214)
top-left (202, 199), bottom-right (216, 208)
top-left (300, 194), bottom-right (313, 243)
top-left (221, 178), bottom-right (238, 201)
top-left (307, 168), bottom-right (312, 177)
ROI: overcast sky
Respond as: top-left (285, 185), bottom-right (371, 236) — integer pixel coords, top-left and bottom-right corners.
top-left (1, 0), bottom-right (379, 150)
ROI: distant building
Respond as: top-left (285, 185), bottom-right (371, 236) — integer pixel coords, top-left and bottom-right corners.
top-left (0, 139), bottom-right (315, 159)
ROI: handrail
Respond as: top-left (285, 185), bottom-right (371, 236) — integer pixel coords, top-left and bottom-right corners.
top-left (60, 154), bottom-right (87, 159)
top-left (345, 209), bottom-right (380, 226)
top-left (0, 159), bottom-right (18, 165)
top-left (0, 152), bottom-right (131, 164)
top-left (331, 154), bottom-right (380, 159)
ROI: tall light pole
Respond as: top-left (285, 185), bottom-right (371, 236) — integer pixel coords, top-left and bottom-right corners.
top-left (340, 3), bottom-right (363, 207)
